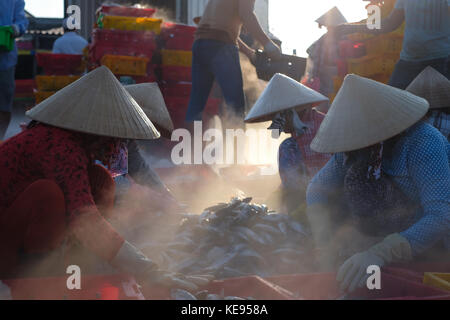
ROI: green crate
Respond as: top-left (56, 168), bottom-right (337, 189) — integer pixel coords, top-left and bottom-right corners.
top-left (0, 26), bottom-right (14, 52)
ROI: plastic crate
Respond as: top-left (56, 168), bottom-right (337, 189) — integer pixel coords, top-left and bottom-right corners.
top-left (333, 76), bottom-right (344, 93)
top-left (34, 91), bottom-right (56, 104)
top-left (364, 34), bottom-right (403, 56)
top-left (36, 53), bottom-right (84, 75)
top-left (423, 273), bottom-right (450, 291)
top-left (347, 54), bottom-right (398, 77)
top-left (90, 29), bottom-right (157, 62)
top-left (35, 75), bottom-right (80, 91)
top-left (100, 5), bottom-right (156, 17)
top-left (3, 274), bottom-right (145, 300)
top-left (160, 81), bottom-right (192, 97)
top-left (14, 79), bottom-right (35, 97)
top-left (100, 55), bottom-right (149, 76)
top-left (161, 49), bottom-right (192, 67)
top-left (100, 16), bottom-right (162, 34)
top-left (142, 276), bottom-right (295, 300)
top-left (89, 43), bottom-right (155, 64)
top-left (164, 96), bottom-right (220, 129)
top-left (266, 272), bottom-right (450, 300)
top-left (161, 23), bottom-right (196, 50)
top-left (161, 66), bottom-right (192, 82)
top-left (0, 26), bottom-right (14, 52)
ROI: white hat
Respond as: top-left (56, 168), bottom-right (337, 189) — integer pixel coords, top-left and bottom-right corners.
top-left (245, 73), bottom-right (329, 123)
top-left (406, 66), bottom-right (450, 110)
top-left (315, 7), bottom-right (347, 28)
top-left (125, 83), bottom-right (174, 138)
top-left (26, 66), bottom-right (160, 140)
top-left (311, 74), bottom-right (429, 153)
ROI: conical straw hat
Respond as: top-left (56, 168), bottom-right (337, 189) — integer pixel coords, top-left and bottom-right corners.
top-left (406, 66), bottom-right (450, 110)
top-left (26, 66), bottom-right (160, 140)
top-left (315, 6), bottom-right (347, 27)
top-left (311, 74), bottom-right (429, 153)
top-left (244, 73), bottom-right (329, 123)
top-left (125, 83), bottom-right (174, 138)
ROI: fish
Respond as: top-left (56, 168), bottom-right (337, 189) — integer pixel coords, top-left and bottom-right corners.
top-left (171, 289), bottom-right (198, 300)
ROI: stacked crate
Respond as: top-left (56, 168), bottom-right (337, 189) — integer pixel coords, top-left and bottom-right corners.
top-left (89, 5), bottom-right (161, 84)
top-left (329, 0), bottom-right (405, 103)
top-left (159, 22), bottom-right (221, 129)
top-left (33, 53), bottom-right (85, 105)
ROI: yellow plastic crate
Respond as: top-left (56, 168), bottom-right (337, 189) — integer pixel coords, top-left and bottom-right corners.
top-left (370, 73), bottom-right (392, 84)
top-left (161, 49), bottom-right (192, 67)
top-left (423, 273), bottom-right (450, 292)
top-left (101, 15), bottom-right (162, 34)
top-left (35, 75), bottom-right (80, 91)
top-left (100, 55), bottom-right (149, 76)
top-left (34, 91), bottom-right (56, 104)
top-left (364, 34), bottom-right (403, 56)
top-left (347, 54), bottom-right (398, 77)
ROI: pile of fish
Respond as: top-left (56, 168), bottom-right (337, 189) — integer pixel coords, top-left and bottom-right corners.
top-left (145, 197), bottom-right (314, 279)
top-left (171, 289), bottom-right (252, 301)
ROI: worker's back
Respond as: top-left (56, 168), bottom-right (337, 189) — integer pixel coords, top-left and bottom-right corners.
top-left (52, 32), bottom-right (88, 55)
top-left (195, 0), bottom-right (242, 44)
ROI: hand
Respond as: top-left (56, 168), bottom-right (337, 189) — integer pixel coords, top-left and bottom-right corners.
top-left (264, 41), bottom-right (282, 60)
top-left (11, 25), bottom-right (20, 38)
top-left (336, 251), bottom-right (385, 292)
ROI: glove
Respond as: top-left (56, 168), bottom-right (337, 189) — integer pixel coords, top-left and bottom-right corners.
top-left (111, 241), bottom-right (212, 291)
top-left (337, 233), bottom-right (412, 292)
top-left (264, 41), bottom-right (282, 60)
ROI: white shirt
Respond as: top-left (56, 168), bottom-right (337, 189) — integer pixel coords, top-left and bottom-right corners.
top-left (52, 32), bottom-right (88, 55)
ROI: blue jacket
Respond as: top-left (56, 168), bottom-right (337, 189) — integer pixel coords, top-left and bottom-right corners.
top-left (0, 0), bottom-right (29, 71)
top-left (307, 122), bottom-right (450, 256)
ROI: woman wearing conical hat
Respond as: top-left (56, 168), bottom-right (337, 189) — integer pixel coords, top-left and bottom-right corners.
top-left (0, 67), bottom-right (209, 290)
top-left (306, 74), bottom-right (450, 292)
top-left (245, 73), bottom-right (330, 217)
top-left (107, 83), bottom-right (184, 228)
top-left (406, 67), bottom-right (450, 140)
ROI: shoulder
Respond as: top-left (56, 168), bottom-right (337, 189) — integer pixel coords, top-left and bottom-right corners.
top-left (402, 121), bottom-right (448, 162)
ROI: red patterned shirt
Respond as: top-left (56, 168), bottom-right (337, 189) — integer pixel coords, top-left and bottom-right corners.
top-left (0, 124), bottom-right (124, 261)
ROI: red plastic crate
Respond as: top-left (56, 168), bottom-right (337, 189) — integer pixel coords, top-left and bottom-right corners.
top-left (160, 81), bottom-right (192, 97)
top-left (266, 272), bottom-right (450, 300)
top-left (36, 53), bottom-right (84, 75)
top-left (89, 29), bottom-right (156, 62)
top-left (384, 263), bottom-right (450, 283)
top-left (161, 23), bottom-right (196, 51)
top-left (3, 274), bottom-right (145, 300)
top-left (142, 276), bottom-right (295, 300)
top-left (100, 5), bottom-right (156, 17)
top-left (336, 59), bottom-right (348, 77)
top-left (14, 79), bottom-right (35, 97)
top-left (161, 66), bottom-right (191, 82)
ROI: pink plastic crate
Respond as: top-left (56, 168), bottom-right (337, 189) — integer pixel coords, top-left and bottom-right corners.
top-left (161, 23), bottom-right (196, 51)
top-left (161, 65), bottom-right (192, 82)
top-left (160, 81), bottom-right (192, 97)
top-left (100, 5), bottom-right (156, 18)
top-left (36, 53), bottom-right (84, 75)
top-left (3, 274), bottom-right (145, 300)
top-left (266, 272), bottom-right (450, 300)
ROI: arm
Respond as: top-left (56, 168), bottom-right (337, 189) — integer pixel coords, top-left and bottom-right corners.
top-left (399, 132), bottom-right (450, 255)
top-left (333, 7), bottom-right (404, 36)
top-left (127, 140), bottom-right (170, 194)
top-left (13, 0), bottom-right (29, 37)
top-left (306, 154), bottom-right (346, 246)
top-left (237, 37), bottom-right (256, 60)
top-left (238, 0), bottom-right (271, 46)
